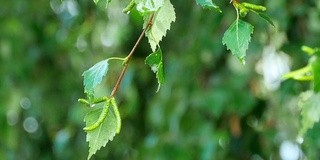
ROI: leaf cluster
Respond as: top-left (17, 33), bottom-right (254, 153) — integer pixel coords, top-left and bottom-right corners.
top-left (79, 0), bottom-right (275, 159)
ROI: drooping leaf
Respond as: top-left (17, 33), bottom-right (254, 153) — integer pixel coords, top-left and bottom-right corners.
top-left (83, 59), bottom-right (109, 98)
top-left (145, 48), bottom-right (165, 92)
top-left (195, 0), bottom-right (222, 13)
top-left (298, 91), bottom-right (320, 138)
top-left (311, 57), bottom-right (320, 92)
top-left (143, 0), bottom-right (176, 52)
top-left (157, 62), bottom-right (164, 85)
top-left (135, 0), bottom-right (164, 16)
top-left (222, 19), bottom-right (254, 64)
top-left (257, 13), bottom-right (275, 28)
top-left (84, 102), bottom-right (118, 160)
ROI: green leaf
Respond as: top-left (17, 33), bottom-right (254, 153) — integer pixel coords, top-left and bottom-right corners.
top-left (143, 0), bottom-right (176, 52)
top-left (84, 103), bottom-right (118, 160)
top-left (145, 48), bottom-right (165, 92)
top-left (298, 91), bottom-right (320, 138)
top-left (195, 0), bottom-right (222, 13)
top-left (222, 20), bottom-right (254, 65)
top-left (83, 59), bottom-right (109, 98)
top-left (84, 100), bottom-right (110, 131)
top-left (249, 10), bottom-right (275, 28)
top-left (157, 62), bottom-right (164, 85)
top-left (257, 13), bottom-right (275, 28)
top-left (135, 0), bottom-right (164, 16)
top-left (311, 57), bottom-right (320, 92)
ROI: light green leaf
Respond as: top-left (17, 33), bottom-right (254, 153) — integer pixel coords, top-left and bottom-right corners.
top-left (222, 20), bottom-right (254, 65)
top-left (83, 59), bottom-right (109, 98)
top-left (135, 0), bottom-right (164, 16)
top-left (145, 48), bottom-right (165, 92)
top-left (195, 0), bottom-right (222, 13)
top-left (143, 0), bottom-right (176, 52)
top-left (298, 91), bottom-right (320, 138)
top-left (85, 103), bottom-right (118, 160)
top-left (83, 100), bottom-right (110, 131)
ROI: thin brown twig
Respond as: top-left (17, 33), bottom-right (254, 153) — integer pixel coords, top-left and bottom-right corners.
top-left (110, 13), bottom-right (154, 97)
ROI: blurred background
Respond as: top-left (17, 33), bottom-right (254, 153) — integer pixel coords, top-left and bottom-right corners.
top-left (1, 0), bottom-right (320, 159)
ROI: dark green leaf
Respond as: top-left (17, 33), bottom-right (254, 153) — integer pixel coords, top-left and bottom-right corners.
top-left (145, 48), bottom-right (162, 65)
top-left (84, 103), bottom-right (118, 160)
top-left (222, 20), bottom-right (254, 64)
top-left (157, 62), bottom-right (164, 85)
top-left (145, 48), bottom-right (165, 92)
top-left (83, 59), bottom-right (109, 98)
top-left (196, 0), bottom-right (222, 13)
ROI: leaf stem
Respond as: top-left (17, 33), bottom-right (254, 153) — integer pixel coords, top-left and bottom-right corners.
top-left (109, 13), bottom-right (155, 97)
top-left (108, 57), bottom-right (127, 61)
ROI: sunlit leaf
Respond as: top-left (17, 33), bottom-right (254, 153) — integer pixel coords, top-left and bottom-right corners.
top-left (85, 103), bottom-right (118, 160)
top-left (145, 48), bottom-right (165, 92)
top-left (143, 0), bottom-right (176, 52)
top-left (222, 20), bottom-right (254, 65)
top-left (83, 59), bottom-right (109, 98)
top-left (135, 0), bottom-right (164, 15)
top-left (195, 0), bottom-right (222, 13)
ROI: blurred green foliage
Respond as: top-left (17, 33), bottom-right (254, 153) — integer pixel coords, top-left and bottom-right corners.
top-left (1, 0), bottom-right (320, 159)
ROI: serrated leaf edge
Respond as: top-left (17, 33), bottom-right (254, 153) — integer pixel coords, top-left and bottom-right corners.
top-left (82, 59), bottom-right (109, 97)
top-left (222, 20), bottom-right (254, 62)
